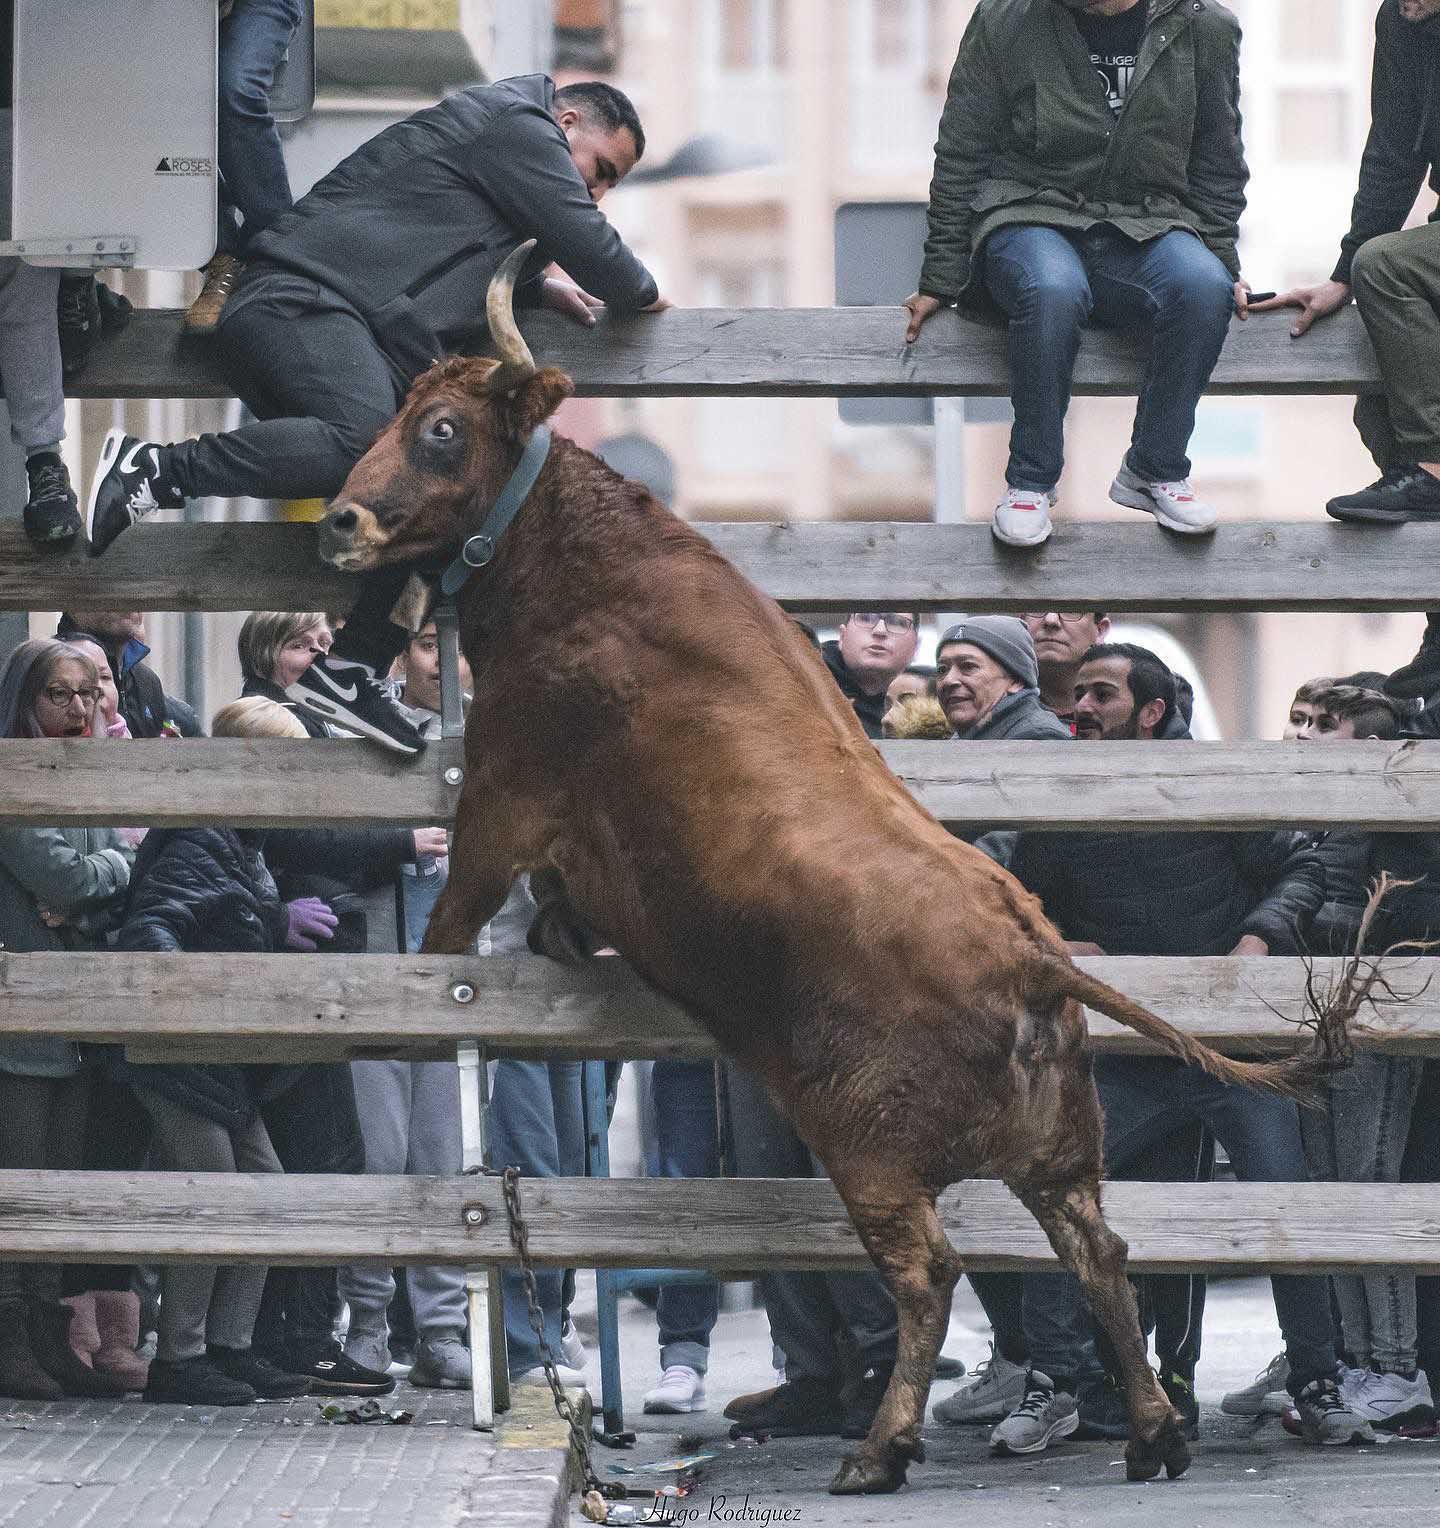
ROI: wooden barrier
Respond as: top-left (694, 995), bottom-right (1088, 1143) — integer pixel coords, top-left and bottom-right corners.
top-left (6, 735), bottom-right (1440, 830)
top-left (4, 1174), bottom-right (1437, 1275)
top-left (1, 953), bottom-right (1434, 1063)
top-left (10, 518), bottom-right (1440, 615)
top-left (66, 305), bottom-right (1380, 402)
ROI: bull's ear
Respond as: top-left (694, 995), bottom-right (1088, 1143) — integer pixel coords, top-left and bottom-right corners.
top-left (507, 367), bottom-right (574, 438)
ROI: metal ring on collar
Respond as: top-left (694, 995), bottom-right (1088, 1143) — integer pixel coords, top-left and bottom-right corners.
top-left (461, 534), bottom-right (494, 567)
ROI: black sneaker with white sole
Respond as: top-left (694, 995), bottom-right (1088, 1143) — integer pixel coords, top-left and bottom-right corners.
top-left (87, 428), bottom-right (186, 556)
top-left (280, 1339), bottom-right (396, 1396)
top-left (23, 453), bottom-right (83, 546)
top-left (286, 656), bottom-right (427, 756)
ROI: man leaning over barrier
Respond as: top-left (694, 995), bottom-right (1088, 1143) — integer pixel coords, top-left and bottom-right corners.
top-left (903, 0), bottom-right (1250, 549)
top-left (1253, 0), bottom-right (1440, 524)
top-left (83, 75), bottom-right (668, 756)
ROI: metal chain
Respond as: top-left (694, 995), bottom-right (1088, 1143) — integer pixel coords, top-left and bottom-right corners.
top-left (499, 1165), bottom-right (624, 1500)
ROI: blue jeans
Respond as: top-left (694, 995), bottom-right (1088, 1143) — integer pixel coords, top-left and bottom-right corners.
top-left (1023, 1056), bottom-right (1338, 1395)
top-left (651, 1061), bottom-right (721, 1373)
top-left (217, 0), bottom-right (302, 256)
top-left (487, 1060), bottom-right (587, 1376)
top-left (983, 224), bottom-right (1235, 492)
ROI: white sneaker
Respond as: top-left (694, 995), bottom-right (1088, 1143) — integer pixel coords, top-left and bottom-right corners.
top-left (989, 1370), bottom-right (1079, 1456)
top-left (1109, 464), bottom-right (1217, 535)
top-left (991, 487), bottom-right (1055, 548)
top-left (1221, 1351), bottom-right (1290, 1416)
top-left (560, 1318), bottom-right (587, 1372)
top-left (1341, 1366), bottom-right (1437, 1432)
top-left (933, 1345), bottom-right (1028, 1424)
top-left (643, 1364), bottom-right (707, 1414)
top-left (513, 1362), bottom-right (589, 1390)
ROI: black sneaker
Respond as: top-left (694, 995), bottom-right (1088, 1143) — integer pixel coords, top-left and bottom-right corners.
top-left (23, 453), bottom-right (83, 546)
top-left (144, 1355), bottom-right (256, 1407)
top-left (727, 1376), bottom-right (846, 1439)
top-left (1160, 1367), bottom-right (1200, 1441)
top-left (96, 279), bottom-right (133, 335)
top-left (1293, 1374), bottom-right (1375, 1445)
top-left (282, 1339), bottom-right (396, 1396)
top-left (207, 1344), bottom-right (313, 1399)
top-left (86, 428), bottom-right (186, 556)
top-left (1073, 1371), bottom-right (1131, 1440)
top-left (840, 1363), bottom-right (894, 1439)
top-left (57, 275), bottom-right (101, 377)
top-left (286, 657), bottom-right (427, 756)
top-left (1327, 465), bottom-right (1440, 524)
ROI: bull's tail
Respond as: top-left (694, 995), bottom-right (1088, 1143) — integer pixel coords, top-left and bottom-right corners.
top-left (1035, 956), bottom-right (1350, 1099)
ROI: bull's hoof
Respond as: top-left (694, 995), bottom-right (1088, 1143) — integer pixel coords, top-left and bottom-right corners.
top-left (828, 1451), bottom-right (909, 1495)
top-left (1125, 1416), bottom-right (1191, 1482)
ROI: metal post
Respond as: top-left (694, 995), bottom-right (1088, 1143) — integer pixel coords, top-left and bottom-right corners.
top-left (434, 599), bottom-right (465, 741)
top-left (459, 1040), bottom-right (509, 1426)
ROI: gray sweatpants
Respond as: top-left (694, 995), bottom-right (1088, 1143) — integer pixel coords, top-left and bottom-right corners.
top-left (339, 1060), bottom-right (466, 1338)
top-left (137, 1090), bottom-right (283, 1363)
top-left (0, 257), bottom-right (64, 453)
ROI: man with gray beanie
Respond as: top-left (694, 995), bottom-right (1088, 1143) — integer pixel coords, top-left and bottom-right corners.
top-left (935, 617), bottom-right (1072, 742)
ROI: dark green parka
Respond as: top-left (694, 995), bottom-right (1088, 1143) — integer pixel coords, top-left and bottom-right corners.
top-left (918, 0), bottom-right (1248, 304)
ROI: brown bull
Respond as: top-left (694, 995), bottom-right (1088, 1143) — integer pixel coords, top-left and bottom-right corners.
top-left (318, 247), bottom-right (1337, 1495)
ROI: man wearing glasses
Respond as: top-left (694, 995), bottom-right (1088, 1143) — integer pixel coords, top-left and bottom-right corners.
top-left (822, 613), bottom-right (921, 738)
top-left (1020, 611), bottom-right (1111, 729)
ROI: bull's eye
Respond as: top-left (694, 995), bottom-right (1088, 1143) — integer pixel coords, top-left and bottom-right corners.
top-left (429, 418), bottom-right (457, 442)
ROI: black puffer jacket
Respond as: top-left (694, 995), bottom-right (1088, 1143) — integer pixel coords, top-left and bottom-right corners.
top-left (1312, 827), bottom-right (1440, 954)
top-left (1008, 825), bottom-right (1324, 957)
top-left (113, 828), bottom-right (292, 1130)
top-left (1334, 2), bottom-right (1440, 285)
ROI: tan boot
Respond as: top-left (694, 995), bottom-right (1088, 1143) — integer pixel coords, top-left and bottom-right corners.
top-left (184, 254), bottom-right (244, 335)
top-left (92, 1290), bottom-right (150, 1391)
top-left (60, 1293), bottom-right (100, 1366)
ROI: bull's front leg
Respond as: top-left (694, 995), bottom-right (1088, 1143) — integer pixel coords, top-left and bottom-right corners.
top-left (826, 1171), bottom-right (963, 1495)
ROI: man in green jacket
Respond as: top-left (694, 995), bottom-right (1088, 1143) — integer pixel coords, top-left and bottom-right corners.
top-left (904, 0), bottom-right (1249, 549)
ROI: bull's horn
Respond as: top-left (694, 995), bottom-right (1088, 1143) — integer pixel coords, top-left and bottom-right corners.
top-left (486, 238), bottom-right (539, 393)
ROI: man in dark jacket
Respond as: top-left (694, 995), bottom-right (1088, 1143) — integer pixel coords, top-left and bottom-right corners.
top-left (820, 612), bottom-right (920, 738)
top-left (1256, 0), bottom-right (1440, 523)
top-left (85, 76), bottom-right (666, 755)
top-left (990, 644), bottom-right (1365, 1453)
top-left (57, 611), bottom-right (201, 738)
top-left (904, 0), bottom-right (1249, 549)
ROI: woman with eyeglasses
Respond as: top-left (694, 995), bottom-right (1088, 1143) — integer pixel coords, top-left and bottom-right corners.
top-left (0, 638), bottom-right (133, 1402)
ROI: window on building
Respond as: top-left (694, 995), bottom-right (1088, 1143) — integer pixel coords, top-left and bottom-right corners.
top-left (694, 260), bottom-right (789, 475)
top-left (848, 0), bottom-right (947, 172)
top-left (1280, 0), bottom-right (1344, 60)
top-left (1276, 87), bottom-right (1349, 164)
top-left (697, 0), bottom-right (788, 154)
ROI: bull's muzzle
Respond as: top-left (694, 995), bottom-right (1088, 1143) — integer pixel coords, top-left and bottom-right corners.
top-left (317, 502), bottom-right (386, 570)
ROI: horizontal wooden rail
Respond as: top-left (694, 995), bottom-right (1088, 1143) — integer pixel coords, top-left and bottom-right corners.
top-left (4, 1174), bottom-right (1436, 1274)
top-left (11, 519), bottom-right (1440, 615)
top-left (5, 953), bottom-right (1434, 1064)
top-left (67, 306), bottom-right (1379, 401)
top-left (4, 736), bottom-right (1440, 830)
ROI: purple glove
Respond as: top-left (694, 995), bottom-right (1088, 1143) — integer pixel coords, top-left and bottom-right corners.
top-left (284, 896), bottom-right (339, 952)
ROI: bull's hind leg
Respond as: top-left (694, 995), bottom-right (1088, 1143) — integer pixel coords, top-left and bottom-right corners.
top-left (421, 777), bottom-right (536, 954)
top-left (826, 1174), bottom-right (963, 1496)
top-left (1015, 1181), bottom-right (1189, 1482)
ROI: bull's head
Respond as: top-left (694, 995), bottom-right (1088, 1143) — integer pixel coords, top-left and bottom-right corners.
top-left (318, 240), bottom-right (575, 572)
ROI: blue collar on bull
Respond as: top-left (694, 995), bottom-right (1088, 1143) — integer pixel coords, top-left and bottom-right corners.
top-left (439, 424), bottom-right (553, 598)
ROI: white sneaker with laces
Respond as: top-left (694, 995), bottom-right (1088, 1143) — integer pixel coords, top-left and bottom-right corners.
top-left (560, 1318), bottom-right (587, 1372)
top-left (934, 1345), bottom-right (1028, 1424)
top-left (1109, 464), bottom-right (1217, 534)
top-left (989, 1370), bottom-right (1079, 1456)
top-left (643, 1364), bottom-right (707, 1414)
top-left (1221, 1351), bottom-right (1290, 1416)
top-left (1340, 1365), bottom-right (1437, 1431)
top-left (991, 487), bottom-right (1056, 548)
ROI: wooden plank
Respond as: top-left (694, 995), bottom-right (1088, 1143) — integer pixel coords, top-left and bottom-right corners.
top-left (10, 519), bottom-right (1438, 616)
top-left (66, 305), bottom-right (1380, 401)
top-left (4, 953), bottom-right (1434, 1062)
top-left (4, 736), bottom-right (1440, 830)
top-left (3, 1174), bottom-right (1436, 1275)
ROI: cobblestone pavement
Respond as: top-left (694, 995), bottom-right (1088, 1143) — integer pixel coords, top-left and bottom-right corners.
top-left (0, 1381), bottom-right (569, 1528)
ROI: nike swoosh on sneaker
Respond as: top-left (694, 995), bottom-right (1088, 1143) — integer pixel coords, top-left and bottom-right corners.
top-left (307, 668), bottom-right (361, 705)
top-left (118, 439), bottom-right (159, 477)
